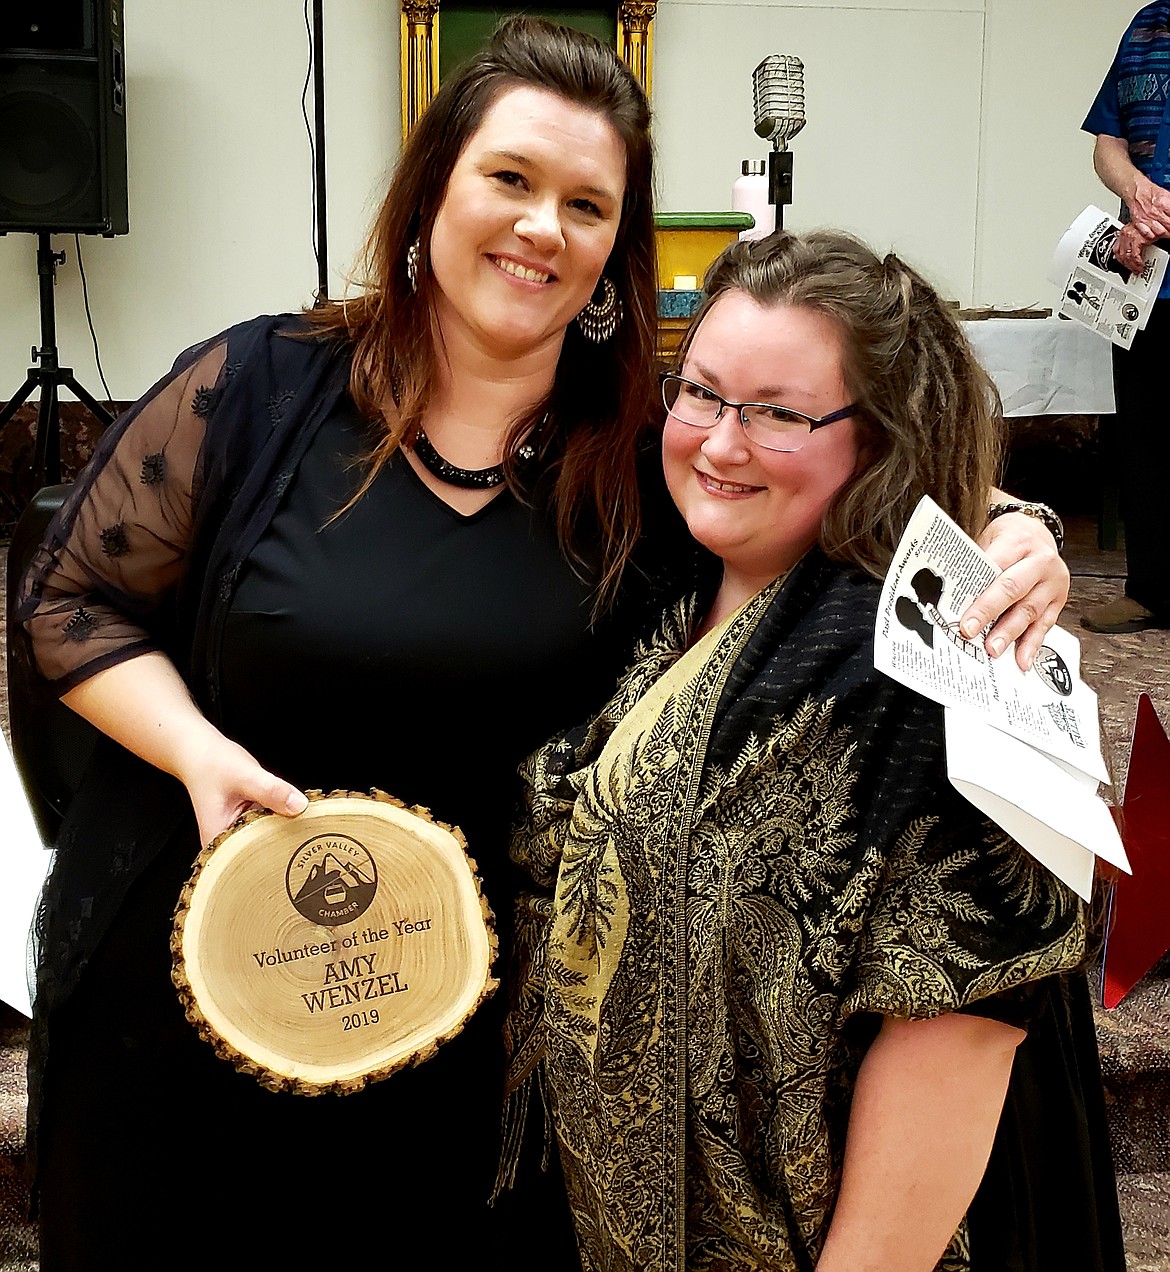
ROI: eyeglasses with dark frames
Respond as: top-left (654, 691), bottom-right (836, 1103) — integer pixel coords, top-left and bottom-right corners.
top-left (660, 372), bottom-right (858, 453)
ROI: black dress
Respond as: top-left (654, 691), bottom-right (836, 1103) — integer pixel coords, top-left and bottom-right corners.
top-left (966, 970), bottom-right (1127, 1271)
top-left (32, 392), bottom-right (640, 1269)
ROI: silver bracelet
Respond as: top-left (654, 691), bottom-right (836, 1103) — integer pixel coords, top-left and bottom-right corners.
top-left (986, 500), bottom-right (1065, 553)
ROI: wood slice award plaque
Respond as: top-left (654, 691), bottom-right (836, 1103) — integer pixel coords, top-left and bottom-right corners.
top-left (171, 789), bottom-right (497, 1095)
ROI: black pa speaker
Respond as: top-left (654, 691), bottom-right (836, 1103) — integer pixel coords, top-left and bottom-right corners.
top-left (0, 0), bottom-right (128, 236)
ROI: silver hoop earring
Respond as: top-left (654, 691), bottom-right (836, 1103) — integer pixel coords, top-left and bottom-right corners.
top-left (406, 240), bottom-right (421, 293)
top-left (575, 276), bottom-right (622, 343)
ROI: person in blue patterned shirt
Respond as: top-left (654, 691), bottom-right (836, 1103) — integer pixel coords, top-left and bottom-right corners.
top-left (1081, 3), bottom-right (1170, 633)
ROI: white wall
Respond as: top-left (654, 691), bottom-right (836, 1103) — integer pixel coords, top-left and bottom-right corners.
top-left (0, 0), bottom-right (1142, 405)
top-left (0, 1), bottom-right (399, 408)
top-left (653, 0), bottom-right (1137, 305)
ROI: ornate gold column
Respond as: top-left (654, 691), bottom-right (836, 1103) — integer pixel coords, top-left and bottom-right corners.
top-left (617, 0), bottom-right (656, 97)
top-left (400, 0), bottom-right (440, 138)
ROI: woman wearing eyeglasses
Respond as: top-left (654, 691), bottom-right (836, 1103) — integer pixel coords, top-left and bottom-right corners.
top-left (502, 230), bottom-right (1124, 1271)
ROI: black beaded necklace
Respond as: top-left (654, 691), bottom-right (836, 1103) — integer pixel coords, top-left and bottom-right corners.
top-left (411, 421), bottom-right (542, 490)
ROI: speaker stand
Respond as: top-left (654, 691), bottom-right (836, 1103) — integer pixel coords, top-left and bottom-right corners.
top-left (0, 232), bottom-right (115, 499)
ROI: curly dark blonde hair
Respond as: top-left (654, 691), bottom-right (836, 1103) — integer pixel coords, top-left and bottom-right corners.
top-left (674, 229), bottom-right (1004, 579)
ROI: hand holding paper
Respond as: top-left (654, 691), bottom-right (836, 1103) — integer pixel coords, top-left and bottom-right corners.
top-left (1049, 205), bottom-right (1169, 349)
top-left (875, 496), bottom-right (1129, 900)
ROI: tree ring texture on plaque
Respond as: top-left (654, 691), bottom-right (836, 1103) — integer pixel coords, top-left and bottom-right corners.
top-left (171, 788), bottom-right (498, 1095)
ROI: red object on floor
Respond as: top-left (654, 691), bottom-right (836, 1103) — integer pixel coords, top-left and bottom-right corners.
top-left (1101, 693), bottom-right (1170, 1009)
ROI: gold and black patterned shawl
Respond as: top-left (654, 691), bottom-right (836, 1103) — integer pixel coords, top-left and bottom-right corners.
top-left (504, 548), bottom-right (1086, 1272)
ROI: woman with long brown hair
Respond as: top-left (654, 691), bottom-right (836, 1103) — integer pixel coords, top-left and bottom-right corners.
top-left (15, 18), bottom-right (660, 1269)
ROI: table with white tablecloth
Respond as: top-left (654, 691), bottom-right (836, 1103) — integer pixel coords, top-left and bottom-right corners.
top-left (961, 315), bottom-right (1117, 546)
top-left (960, 316), bottom-right (1115, 418)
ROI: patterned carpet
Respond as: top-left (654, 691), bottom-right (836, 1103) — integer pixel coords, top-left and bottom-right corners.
top-left (0, 514), bottom-right (1166, 1269)
top-left (0, 1004), bottom-right (34, 1272)
top-left (1066, 516), bottom-right (1170, 1272)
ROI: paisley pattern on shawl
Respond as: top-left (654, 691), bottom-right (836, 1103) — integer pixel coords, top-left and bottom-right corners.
top-left (506, 551), bottom-right (1086, 1272)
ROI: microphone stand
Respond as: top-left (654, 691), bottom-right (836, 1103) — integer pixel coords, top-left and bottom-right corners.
top-left (767, 146), bottom-right (794, 231)
top-left (751, 53), bottom-right (804, 234)
top-left (311, 0), bottom-right (329, 305)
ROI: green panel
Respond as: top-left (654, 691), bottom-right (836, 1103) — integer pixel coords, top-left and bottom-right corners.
top-left (439, 6), bottom-right (617, 82)
top-left (655, 212), bottom-right (755, 230)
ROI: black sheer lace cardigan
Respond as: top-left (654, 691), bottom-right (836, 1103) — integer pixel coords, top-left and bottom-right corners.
top-left (13, 312), bottom-right (352, 1179)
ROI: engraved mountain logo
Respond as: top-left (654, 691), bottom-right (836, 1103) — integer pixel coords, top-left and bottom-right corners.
top-left (286, 834), bottom-right (378, 925)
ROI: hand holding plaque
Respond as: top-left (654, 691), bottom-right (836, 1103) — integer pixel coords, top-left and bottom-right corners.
top-left (171, 788), bottom-right (497, 1095)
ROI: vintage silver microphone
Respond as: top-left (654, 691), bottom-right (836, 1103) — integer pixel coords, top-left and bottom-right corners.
top-left (752, 54), bottom-right (806, 149)
top-left (751, 54), bottom-right (805, 227)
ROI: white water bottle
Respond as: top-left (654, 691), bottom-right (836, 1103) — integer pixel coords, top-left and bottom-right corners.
top-left (732, 159), bottom-right (774, 241)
